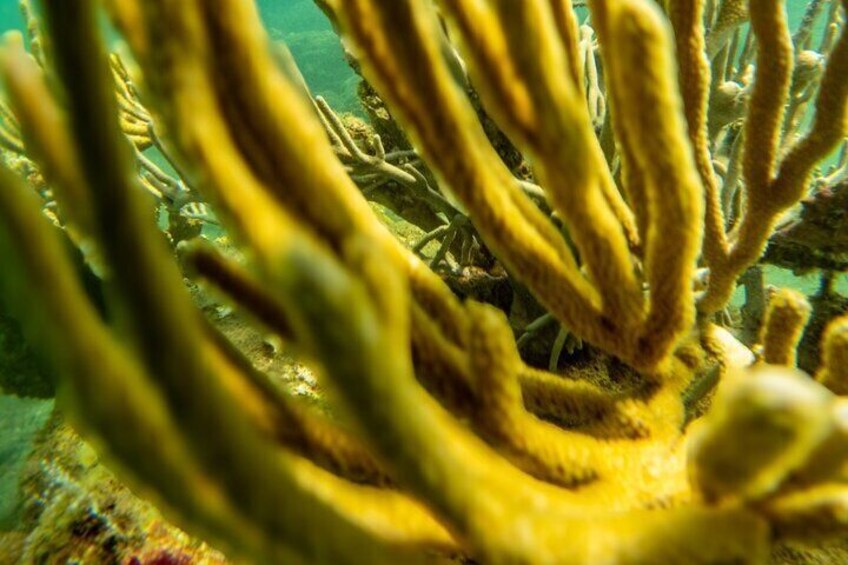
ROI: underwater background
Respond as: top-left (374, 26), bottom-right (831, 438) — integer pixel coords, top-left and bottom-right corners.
top-left (0, 0), bottom-right (845, 563)
top-left (0, 1), bottom-right (819, 95)
top-left (0, 1), bottom-right (823, 116)
top-left (0, 1), bottom-right (816, 114)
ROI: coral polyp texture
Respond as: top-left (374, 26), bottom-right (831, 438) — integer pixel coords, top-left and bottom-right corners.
top-left (0, 0), bottom-right (847, 563)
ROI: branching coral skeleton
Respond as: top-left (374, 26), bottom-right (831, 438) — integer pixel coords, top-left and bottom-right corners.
top-left (0, 0), bottom-right (847, 563)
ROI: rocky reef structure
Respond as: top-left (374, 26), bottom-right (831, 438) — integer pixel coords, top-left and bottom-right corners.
top-left (2, 412), bottom-right (228, 565)
top-left (764, 179), bottom-right (848, 272)
top-left (0, 0), bottom-right (847, 563)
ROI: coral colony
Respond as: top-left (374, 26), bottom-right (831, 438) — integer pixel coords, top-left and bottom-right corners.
top-left (0, 0), bottom-right (848, 563)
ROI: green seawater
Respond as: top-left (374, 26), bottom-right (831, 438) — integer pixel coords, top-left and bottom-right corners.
top-left (0, 1), bottom-right (815, 114)
top-left (249, 0), bottom-right (811, 113)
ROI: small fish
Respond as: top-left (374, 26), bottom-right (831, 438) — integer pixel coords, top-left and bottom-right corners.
top-left (179, 202), bottom-right (219, 225)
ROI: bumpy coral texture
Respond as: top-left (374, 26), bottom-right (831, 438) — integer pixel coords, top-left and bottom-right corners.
top-left (0, 0), bottom-right (847, 563)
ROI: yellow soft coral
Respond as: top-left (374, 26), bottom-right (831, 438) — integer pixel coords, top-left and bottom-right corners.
top-left (0, 0), bottom-right (846, 563)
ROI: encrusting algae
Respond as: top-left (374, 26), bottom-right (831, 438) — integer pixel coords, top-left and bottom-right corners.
top-left (0, 0), bottom-right (847, 563)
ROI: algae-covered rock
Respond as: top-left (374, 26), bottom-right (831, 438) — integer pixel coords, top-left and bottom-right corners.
top-left (0, 395), bottom-right (53, 529)
top-left (7, 412), bottom-right (231, 565)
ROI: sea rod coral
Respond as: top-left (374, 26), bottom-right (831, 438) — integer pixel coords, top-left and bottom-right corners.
top-left (1, 0), bottom-right (848, 563)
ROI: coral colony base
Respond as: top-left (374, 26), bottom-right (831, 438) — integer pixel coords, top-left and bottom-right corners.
top-left (1, 0), bottom-right (848, 563)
